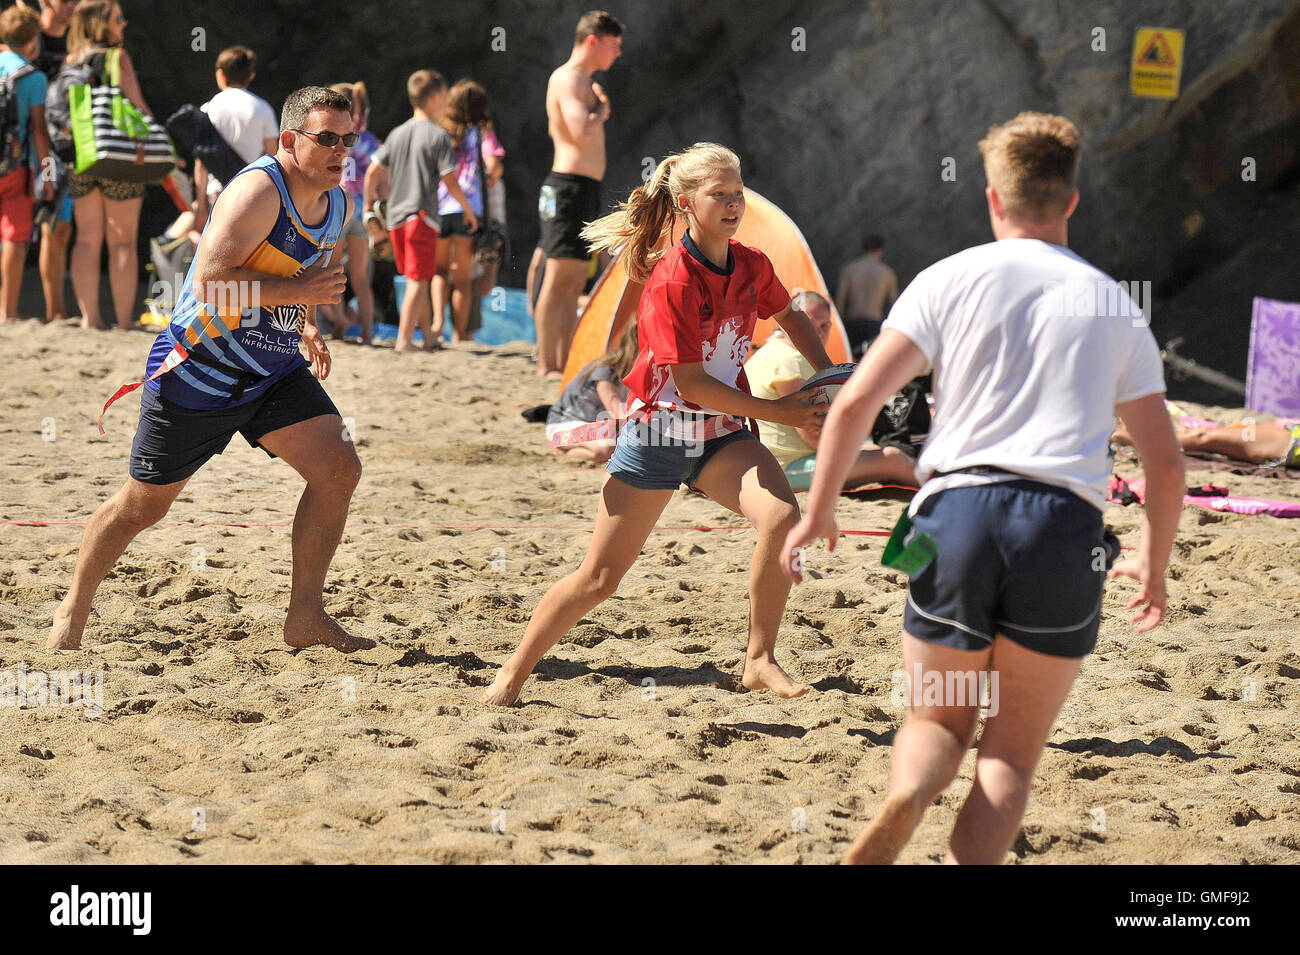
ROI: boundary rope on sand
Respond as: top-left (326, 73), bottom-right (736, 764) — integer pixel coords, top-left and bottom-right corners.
top-left (0, 519), bottom-right (1138, 548)
top-left (4, 473), bottom-right (925, 537)
top-left (0, 519), bottom-right (896, 537)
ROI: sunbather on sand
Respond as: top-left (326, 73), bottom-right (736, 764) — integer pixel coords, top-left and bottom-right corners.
top-left (1113, 418), bottom-right (1300, 468)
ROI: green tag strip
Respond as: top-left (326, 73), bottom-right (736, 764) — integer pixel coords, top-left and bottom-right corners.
top-left (880, 507), bottom-right (937, 575)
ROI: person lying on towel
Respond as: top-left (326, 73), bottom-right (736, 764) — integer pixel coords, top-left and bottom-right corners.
top-left (1112, 417), bottom-right (1300, 468)
top-left (546, 318), bottom-right (637, 463)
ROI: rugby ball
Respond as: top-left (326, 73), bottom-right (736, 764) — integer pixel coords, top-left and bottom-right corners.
top-left (798, 363), bottom-right (857, 406)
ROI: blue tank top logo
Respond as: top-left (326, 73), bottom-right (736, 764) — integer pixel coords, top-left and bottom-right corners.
top-left (267, 304), bottom-right (307, 334)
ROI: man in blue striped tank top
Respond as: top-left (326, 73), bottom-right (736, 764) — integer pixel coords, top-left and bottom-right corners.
top-left (50, 87), bottom-right (375, 654)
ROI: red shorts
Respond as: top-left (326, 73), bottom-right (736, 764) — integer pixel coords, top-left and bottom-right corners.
top-left (389, 215), bottom-right (438, 281)
top-left (0, 167), bottom-right (33, 243)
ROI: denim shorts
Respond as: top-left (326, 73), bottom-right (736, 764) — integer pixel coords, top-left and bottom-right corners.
top-left (903, 479), bottom-right (1121, 658)
top-left (605, 417), bottom-right (757, 491)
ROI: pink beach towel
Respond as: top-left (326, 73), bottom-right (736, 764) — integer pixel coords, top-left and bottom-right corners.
top-left (1109, 475), bottom-right (1300, 518)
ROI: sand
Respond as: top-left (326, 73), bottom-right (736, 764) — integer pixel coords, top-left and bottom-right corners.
top-left (0, 318), bottom-right (1296, 864)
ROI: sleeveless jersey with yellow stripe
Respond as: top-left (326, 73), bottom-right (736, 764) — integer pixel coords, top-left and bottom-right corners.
top-left (144, 155), bottom-right (347, 410)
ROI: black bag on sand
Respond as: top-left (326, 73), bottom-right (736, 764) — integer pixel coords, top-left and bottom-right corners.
top-left (872, 378), bottom-right (930, 453)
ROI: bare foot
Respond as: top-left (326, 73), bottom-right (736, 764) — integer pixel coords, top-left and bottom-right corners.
top-left (47, 604), bottom-right (86, 650)
top-left (842, 793), bottom-right (921, 864)
top-left (482, 666), bottom-right (526, 706)
top-left (741, 656), bottom-right (810, 698)
top-left (284, 608), bottom-right (376, 652)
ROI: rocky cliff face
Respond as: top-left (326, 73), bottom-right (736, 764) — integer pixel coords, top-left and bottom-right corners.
top-left (133, 0), bottom-right (1300, 395)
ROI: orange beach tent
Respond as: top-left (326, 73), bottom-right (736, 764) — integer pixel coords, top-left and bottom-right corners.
top-left (560, 188), bottom-right (852, 388)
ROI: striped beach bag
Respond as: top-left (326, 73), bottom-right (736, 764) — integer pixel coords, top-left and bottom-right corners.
top-left (68, 48), bottom-right (174, 184)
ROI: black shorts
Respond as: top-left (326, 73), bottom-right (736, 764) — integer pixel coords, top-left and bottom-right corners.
top-left (538, 171), bottom-right (601, 260)
top-left (842, 317), bottom-right (883, 358)
top-left (129, 365), bottom-right (340, 485)
top-left (438, 211), bottom-right (480, 239)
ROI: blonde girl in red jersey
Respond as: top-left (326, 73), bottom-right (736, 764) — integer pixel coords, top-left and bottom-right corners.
top-left (484, 142), bottom-right (832, 705)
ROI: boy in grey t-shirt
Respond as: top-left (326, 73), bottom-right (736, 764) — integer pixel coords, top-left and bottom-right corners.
top-left (364, 69), bottom-right (477, 352)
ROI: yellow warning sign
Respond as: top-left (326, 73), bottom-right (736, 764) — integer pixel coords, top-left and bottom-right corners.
top-left (1131, 27), bottom-right (1185, 99)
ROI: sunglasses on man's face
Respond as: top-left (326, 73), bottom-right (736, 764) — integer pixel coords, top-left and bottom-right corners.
top-left (293, 129), bottom-right (359, 148)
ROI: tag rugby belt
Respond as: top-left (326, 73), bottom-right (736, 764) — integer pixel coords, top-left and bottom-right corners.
top-left (96, 340), bottom-right (266, 434)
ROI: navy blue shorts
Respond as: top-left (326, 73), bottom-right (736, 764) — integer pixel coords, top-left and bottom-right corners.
top-left (904, 480), bottom-right (1121, 658)
top-left (129, 365), bottom-right (340, 485)
top-left (606, 417), bottom-right (757, 491)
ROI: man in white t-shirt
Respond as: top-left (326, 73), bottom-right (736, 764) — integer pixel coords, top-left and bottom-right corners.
top-left (782, 112), bottom-right (1184, 865)
top-left (194, 46), bottom-right (278, 227)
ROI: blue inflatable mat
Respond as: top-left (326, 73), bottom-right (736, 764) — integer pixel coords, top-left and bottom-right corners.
top-left (340, 281), bottom-right (536, 345)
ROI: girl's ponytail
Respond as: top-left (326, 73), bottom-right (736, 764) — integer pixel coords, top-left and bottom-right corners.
top-left (581, 143), bottom-right (742, 284)
top-left (582, 156), bottom-right (677, 283)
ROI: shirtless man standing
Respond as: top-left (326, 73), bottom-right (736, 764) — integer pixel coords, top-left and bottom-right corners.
top-left (835, 234), bottom-right (898, 358)
top-left (533, 10), bottom-right (623, 378)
